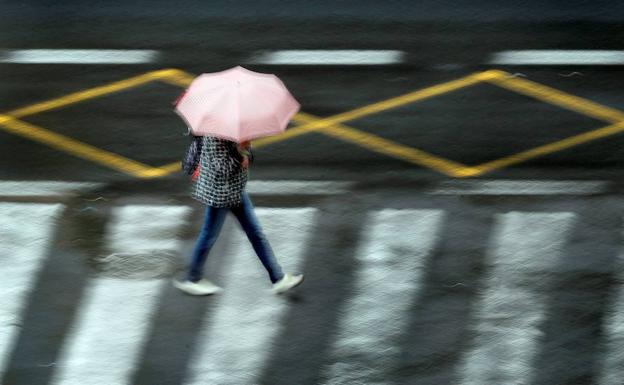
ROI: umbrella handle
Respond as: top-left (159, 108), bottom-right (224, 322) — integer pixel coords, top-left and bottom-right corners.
top-left (172, 89), bottom-right (188, 107)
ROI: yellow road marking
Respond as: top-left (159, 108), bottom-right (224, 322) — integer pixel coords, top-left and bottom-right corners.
top-left (6, 67), bottom-right (624, 179)
top-left (4, 68), bottom-right (497, 178)
top-left (488, 75), bottom-right (624, 123)
top-left (157, 111), bottom-right (475, 178)
top-left (159, 69), bottom-right (195, 88)
top-left (292, 112), bottom-right (473, 177)
top-left (159, 69), bottom-right (492, 149)
top-left (309, 71), bottom-right (488, 127)
top-left (470, 69), bottom-right (509, 81)
top-left (0, 115), bottom-right (162, 178)
top-left (250, 72), bottom-right (492, 148)
top-left (5, 69), bottom-right (178, 119)
top-left (155, 161), bottom-right (182, 174)
top-left (472, 121), bottom-right (624, 174)
top-left (155, 68), bottom-right (624, 178)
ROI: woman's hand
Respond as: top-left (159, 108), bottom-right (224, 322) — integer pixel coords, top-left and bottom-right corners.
top-left (237, 140), bottom-right (252, 169)
top-left (191, 166), bottom-right (200, 181)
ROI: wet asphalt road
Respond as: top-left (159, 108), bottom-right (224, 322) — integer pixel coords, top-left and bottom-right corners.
top-left (2, 185), bottom-right (624, 385)
top-left (1, 2), bottom-right (624, 182)
top-left (1, 2), bottom-right (624, 385)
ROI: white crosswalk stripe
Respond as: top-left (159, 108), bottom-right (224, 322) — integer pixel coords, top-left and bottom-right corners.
top-left (599, 226), bottom-right (624, 385)
top-left (184, 208), bottom-right (317, 385)
top-left (50, 278), bottom-right (164, 385)
top-left (50, 205), bottom-right (191, 385)
top-left (0, 203), bottom-right (64, 378)
top-left (600, 286), bottom-right (624, 385)
top-left (459, 212), bottom-right (576, 385)
top-left (0, 181), bottom-right (103, 197)
top-left (321, 209), bottom-right (445, 385)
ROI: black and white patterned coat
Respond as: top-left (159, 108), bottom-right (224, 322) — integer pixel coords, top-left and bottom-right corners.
top-left (191, 136), bottom-right (248, 207)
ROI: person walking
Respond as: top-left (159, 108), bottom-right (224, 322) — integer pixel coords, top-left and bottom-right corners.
top-left (174, 135), bottom-right (304, 295)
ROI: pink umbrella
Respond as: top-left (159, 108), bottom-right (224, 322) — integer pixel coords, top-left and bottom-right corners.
top-left (174, 65), bottom-right (300, 143)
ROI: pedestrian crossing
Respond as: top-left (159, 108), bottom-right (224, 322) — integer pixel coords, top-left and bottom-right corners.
top-left (185, 208), bottom-right (317, 385)
top-left (1, 200), bottom-right (623, 385)
top-left (459, 212), bottom-right (575, 385)
top-left (599, 242), bottom-right (624, 385)
top-left (322, 209), bottom-right (444, 385)
top-left (50, 205), bottom-right (191, 385)
top-left (0, 203), bottom-right (64, 380)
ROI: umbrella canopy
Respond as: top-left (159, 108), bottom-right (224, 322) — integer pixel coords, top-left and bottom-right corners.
top-left (174, 66), bottom-right (300, 143)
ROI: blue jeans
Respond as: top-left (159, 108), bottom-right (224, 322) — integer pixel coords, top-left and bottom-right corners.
top-left (187, 191), bottom-right (284, 284)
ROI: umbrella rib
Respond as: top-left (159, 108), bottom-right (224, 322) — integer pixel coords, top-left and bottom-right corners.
top-left (236, 82), bottom-right (242, 140)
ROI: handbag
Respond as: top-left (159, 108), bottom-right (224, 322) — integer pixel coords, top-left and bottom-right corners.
top-left (181, 135), bottom-right (203, 176)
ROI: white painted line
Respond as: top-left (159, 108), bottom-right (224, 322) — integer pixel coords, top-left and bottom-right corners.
top-left (246, 180), bottom-right (352, 195)
top-left (600, 286), bottom-right (624, 385)
top-left (322, 209), bottom-right (444, 385)
top-left (249, 50), bottom-right (405, 65)
top-left (0, 203), bottom-right (64, 378)
top-left (50, 279), bottom-right (163, 385)
top-left (0, 181), bottom-right (103, 197)
top-left (428, 180), bottom-right (607, 195)
top-left (50, 205), bottom-right (191, 385)
top-left (185, 208), bottom-right (317, 385)
top-left (0, 49), bottom-right (158, 64)
top-left (489, 50), bottom-right (624, 65)
top-left (106, 205), bottom-right (192, 253)
top-left (459, 211), bottom-right (575, 385)
top-left (598, 228), bottom-right (624, 385)
top-left (0, 180), bottom-right (350, 198)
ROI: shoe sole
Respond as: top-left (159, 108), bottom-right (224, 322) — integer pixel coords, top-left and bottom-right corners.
top-left (173, 280), bottom-right (222, 296)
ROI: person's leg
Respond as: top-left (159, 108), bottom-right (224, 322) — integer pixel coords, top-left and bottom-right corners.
top-left (231, 192), bottom-right (285, 284)
top-left (187, 205), bottom-right (228, 282)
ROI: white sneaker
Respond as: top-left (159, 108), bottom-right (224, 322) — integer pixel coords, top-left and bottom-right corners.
top-left (272, 273), bottom-right (304, 294)
top-left (173, 278), bottom-right (222, 295)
